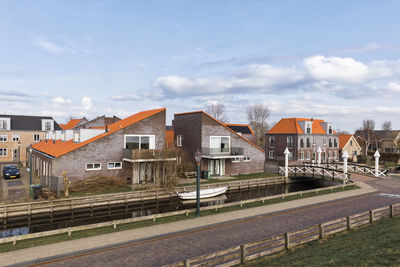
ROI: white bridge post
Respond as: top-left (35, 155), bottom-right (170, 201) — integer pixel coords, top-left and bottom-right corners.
top-left (284, 148), bottom-right (289, 179)
top-left (342, 150), bottom-right (349, 184)
top-left (374, 150), bottom-right (380, 177)
top-left (317, 146), bottom-right (322, 166)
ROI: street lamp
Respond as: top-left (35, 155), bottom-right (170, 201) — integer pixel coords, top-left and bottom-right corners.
top-left (194, 150), bottom-right (202, 217)
top-left (29, 148), bottom-right (33, 198)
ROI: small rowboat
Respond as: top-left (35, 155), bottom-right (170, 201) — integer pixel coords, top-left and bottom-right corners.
top-left (177, 187), bottom-right (228, 200)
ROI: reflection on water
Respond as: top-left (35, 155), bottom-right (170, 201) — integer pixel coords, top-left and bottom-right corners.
top-left (1, 178), bottom-right (337, 238)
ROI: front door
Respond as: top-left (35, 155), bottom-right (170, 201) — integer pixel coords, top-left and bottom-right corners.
top-left (13, 149), bottom-right (18, 162)
top-left (208, 159), bottom-right (225, 176)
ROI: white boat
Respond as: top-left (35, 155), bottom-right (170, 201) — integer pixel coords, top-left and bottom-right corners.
top-left (177, 186), bottom-right (228, 200)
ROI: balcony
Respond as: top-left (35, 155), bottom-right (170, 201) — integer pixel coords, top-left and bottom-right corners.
top-left (201, 147), bottom-right (244, 159)
top-left (123, 148), bottom-right (178, 162)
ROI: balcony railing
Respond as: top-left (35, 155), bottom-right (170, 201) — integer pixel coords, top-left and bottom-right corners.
top-left (201, 147), bottom-right (244, 156)
top-left (123, 148), bottom-right (179, 160)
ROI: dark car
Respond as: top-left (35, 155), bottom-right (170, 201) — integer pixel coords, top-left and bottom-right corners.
top-left (3, 165), bottom-right (21, 179)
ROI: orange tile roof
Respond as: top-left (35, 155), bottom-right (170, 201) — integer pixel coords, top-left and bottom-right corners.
top-left (268, 118), bottom-right (334, 135)
top-left (62, 119), bottom-right (82, 130)
top-left (33, 108), bottom-right (166, 158)
top-left (175, 111), bottom-right (264, 152)
top-left (165, 129), bottom-right (174, 148)
top-left (339, 134), bottom-right (352, 149)
top-left (224, 123), bottom-right (255, 135)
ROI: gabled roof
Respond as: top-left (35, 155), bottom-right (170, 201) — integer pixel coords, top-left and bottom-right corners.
top-left (339, 134), bottom-right (352, 149)
top-left (374, 130), bottom-right (400, 140)
top-left (0, 115), bottom-right (61, 131)
top-left (174, 111), bottom-right (264, 152)
top-left (225, 124), bottom-right (254, 135)
top-left (62, 118), bottom-right (83, 130)
top-left (268, 118), bottom-right (334, 135)
top-left (32, 108), bottom-right (166, 158)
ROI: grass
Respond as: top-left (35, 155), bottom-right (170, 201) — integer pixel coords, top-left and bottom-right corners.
top-left (179, 172), bottom-right (279, 186)
top-left (0, 184), bottom-right (357, 253)
top-left (244, 215), bottom-right (400, 267)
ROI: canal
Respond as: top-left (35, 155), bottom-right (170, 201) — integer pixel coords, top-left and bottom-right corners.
top-left (0, 178), bottom-right (338, 238)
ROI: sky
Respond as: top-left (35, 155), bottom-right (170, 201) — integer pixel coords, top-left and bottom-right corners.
top-left (0, 0), bottom-right (400, 132)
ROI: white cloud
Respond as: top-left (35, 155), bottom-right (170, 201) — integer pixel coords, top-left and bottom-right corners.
top-left (81, 96), bottom-right (93, 110)
top-left (33, 36), bottom-right (76, 54)
top-left (51, 96), bottom-right (72, 104)
top-left (110, 94), bottom-right (142, 101)
top-left (387, 82), bottom-right (400, 92)
top-left (303, 55), bottom-right (368, 83)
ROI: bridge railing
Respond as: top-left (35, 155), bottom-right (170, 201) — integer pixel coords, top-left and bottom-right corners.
top-left (278, 165), bottom-right (349, 183)
top-left (302, 162), bottom-right (387, 177)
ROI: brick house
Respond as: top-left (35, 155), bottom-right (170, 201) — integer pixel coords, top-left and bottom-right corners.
top-left (339, 134), bottom-right (361, 162)
top-left (173, 111), bottom-right (265, 176)
top-left (265, 118), bottom-right (339, 163)
top-left (31, 108), bottom-right (173, 184)
top-left (0, 115), bottom-right (61, 164)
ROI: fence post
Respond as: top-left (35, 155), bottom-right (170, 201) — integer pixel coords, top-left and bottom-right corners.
top-left (113, 221), bottom-right (117, 230)
top-left (369, 210), bottom-right (374, 223)
top-left (68, 227), bottom-right (72, 238)
top-left (390, 205), bottom-right (394, 218)
top-left (184, 259), bottom-right (190, 267)
top-left (346, 216), bottom-right (351, 230)
top-left (285, 233), bottom-right (290, 249)
top-left (319, 224), bottom-right (324, 239)
top-left (240, 244), bottom-right (247, 264)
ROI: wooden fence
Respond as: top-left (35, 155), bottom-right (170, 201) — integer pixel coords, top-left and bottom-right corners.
top-left (166, 202), bottom-right (400, 267)
top-left (278, 165), bottom-right (348, 183)
top-left (0, 183), bottom-right (353, 246)
top-left (0, 176), bottom-right (284, 219)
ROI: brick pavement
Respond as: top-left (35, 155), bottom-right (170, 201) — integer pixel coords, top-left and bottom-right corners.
top-left (2, 177), bottom-right (400, 267)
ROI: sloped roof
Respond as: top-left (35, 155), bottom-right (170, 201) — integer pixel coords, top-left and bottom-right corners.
top-left (268, 118), bottom-right (333, 135)
top-left (62, 119), bottom-right (82, 130)
top-left (0, 115), bottom-right (61, 131)
top-left (225, 124), bottom-right (254, 135)
top-left (339, 134), bottom-right (352, 149)
top-left (374, 130), bottom-right (400, 140)
top-left (174, 111), bottom-right (264, 152)
top-left (32, 108), bottom-right (166, 158)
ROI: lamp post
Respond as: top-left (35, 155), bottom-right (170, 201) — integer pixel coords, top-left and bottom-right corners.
top-left (194, 150), bottom-right (202, 217)
top-left (18, 141), bottom-right (21, 169)
top-left (29, 148), bottom-right (33, 198)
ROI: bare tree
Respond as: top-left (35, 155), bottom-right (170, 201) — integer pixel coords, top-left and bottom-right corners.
top-left (357, 119), bottom-right (377, 157)
top-left (335, 129), bottom-right (350, 135)
top-left (382, 121), bottom-right (392, 131)
top-left (206, 103), bottom-right (228, 123)
top-left (247, 104), bottom-right (270, 146)
top-left (394, 135), bottom-right (400, 153)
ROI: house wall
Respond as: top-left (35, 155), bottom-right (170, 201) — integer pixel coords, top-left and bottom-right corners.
top-left (201, 114), bottom-right (264, 175)
top-left (342, 137), bottom-right (361, 161)
top-left (0, 130), bottom-right (47, 164)
top-left (32, 110), bottom-right (165, 183)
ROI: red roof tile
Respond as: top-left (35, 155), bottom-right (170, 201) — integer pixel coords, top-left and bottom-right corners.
top-left (339, 134), bottom-right (352, 149)
top-left (268, 118), bottom-right (334, 135)
top-left (62, 119), bottom-right (82, 130)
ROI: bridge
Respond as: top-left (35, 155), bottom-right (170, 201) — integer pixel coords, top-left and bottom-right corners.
top-left (278, 165), bottom-right (349, 184)
top-left (303, 162), bottom-right (387, 178)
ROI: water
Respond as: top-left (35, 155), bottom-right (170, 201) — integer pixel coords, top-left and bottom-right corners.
top-left (1, 178), bottom-right (337, 238)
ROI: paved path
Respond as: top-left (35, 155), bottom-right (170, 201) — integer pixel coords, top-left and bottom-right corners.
top-left (2, 176), bottom-right (400, 267)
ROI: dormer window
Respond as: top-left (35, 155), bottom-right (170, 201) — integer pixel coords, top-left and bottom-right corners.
top-left (306, 122), bottom-right (312, 134)
top-left (328, 125), bottom-right (333, 134)
top-left (0, 118), bottom-right (10, 130)
top-left (42, 119), bottom-right (54, 131)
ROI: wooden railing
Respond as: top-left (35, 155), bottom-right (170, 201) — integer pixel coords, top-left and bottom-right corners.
top-left (303, 162), bottom-right (387, 177)
top-left (278, 165), bottom-right (349, 183)
top-left (0, 183), bottom-right (354, 246)
top-left (166, 203), bottom-right (400, 267)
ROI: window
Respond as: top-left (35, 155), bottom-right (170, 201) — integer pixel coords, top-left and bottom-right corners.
top-left (312, 152), bottom-right (316, 160)
top-left (306, 122), bottom-right (312, 134)
top-left (300, 152), bottom-right (304, 160)
top-left (350, 140), bottom-right (353, 146)
top-left (86, 163), bottom-right (101, 170)
top-left (353, 150), bottom-right (358, 156)
top-left (12, 134), bottom-right (20, 142)
top-left (177, 135), bottom-right (183, 147)
top-left (334, 151), bottom-right (337, 159)
top-left (74, 132), bottom-right (80, 142)
top-left (269, 151), bottom-right (275, 159)
top-left (289, 152), bottom-right (293, 159)
top-left (0, 118), bottom-right (10, 130)
top-left (329, 138), bottom-right (332, 148)
top-left (41, 119), bottom-right (54, 131)
top-left (210, 136), bottom-right (230, 153)
top-left (232, 157), bottom-right (240, 163)
top-left (125, 135), bottom-right (155, 149)
top-left (243, 156), bottom-right (251, 162)
top-left (300, 138), bottom-right (304, 148)
top-left (306, 138), bottom-right (311, 148)
top-left (33, 134), bottom-right (40, 142)
top-left (312, 137), bottom-right (316, 145)
top-left (0, 134), bottom-right (7, 142)
top-left (328, 125), bottom-right (333, 134)
top-left (269, 136), bottom-right (275, 148)
top-left (323, 138), bottom-right (326, 145)
top-left (306, 151), bottom-right (311, 160)
top-left (334, 138), bottom-right (338, 148)
top-left (328, 151), bottom-right (332, 158)
top-left (287, 137), bottom-right (293, 148)
top-left (0, 148), bottom-right (7, 156)
top-left (107, 162), bottom-right (122, 169)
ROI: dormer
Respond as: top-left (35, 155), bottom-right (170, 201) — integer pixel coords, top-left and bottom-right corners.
top-left (298, 120), bottom-right (313, 134)
top-left (321, 122), bottom-right (333, 135)
top-left (41, 119), bottom-right (54, 131)
top-left (0, 117), bottom-right (11, 131)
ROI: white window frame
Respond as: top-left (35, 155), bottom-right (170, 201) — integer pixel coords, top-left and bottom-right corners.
top-left (86, 163), bottom-right (101, 171)
top-left (107, 162), bottom-right (122, 170)
top-left (12, 134), bottom-right (20, 142)
top-left (209, 136), bottom-right (231, 153)
top-left (243, 156), bottom-right (251, 162)
top-left (0, 148), bottom-right (7, 157)
top-left (42, 119), bottom-right (54, 131)
top-left (300, 152), bottom-right (304, 160)
top-left (306, 151), bottom-right (311, 160)
top-left (269, 136), bottom-right (275, 148)
top-left (231, 157), bottom-right (240, 163)
top-left (269, 151), bottom-right (275, 159)
top-left (0, 118), bottom-right (10, 130)
top-left (287, 137), bottom-right (293, 148)
top-left (0, 134), bottom-right (8, 142)
top-left (177, 135), bottom-right (183, 147)
top-left (328, 125), bottom-right (333, 135)
top-left (305, 122), bottom-right (312, 134)
top-left (33, 134), bottom-right (40, 142)
top-left (124, 134), bottom-right (155, 150)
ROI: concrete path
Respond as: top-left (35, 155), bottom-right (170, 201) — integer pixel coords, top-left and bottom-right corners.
top-left (1, 179), bottom-right (386, 266)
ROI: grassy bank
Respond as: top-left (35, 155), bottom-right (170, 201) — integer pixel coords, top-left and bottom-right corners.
top-left (0, 184), bottom-right (356, 253)
top-left (245, 212), bottom-right (400, 266)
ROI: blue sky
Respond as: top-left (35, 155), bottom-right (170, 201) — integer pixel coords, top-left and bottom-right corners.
top-left (1, 0), bottom-right (400, 131)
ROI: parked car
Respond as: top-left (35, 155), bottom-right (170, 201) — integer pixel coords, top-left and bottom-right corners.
top-left (3, 165), bottom-right (21, 179)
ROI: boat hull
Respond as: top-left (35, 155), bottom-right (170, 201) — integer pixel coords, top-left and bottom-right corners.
top-left (178, 187), bottom-right (228, 200)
